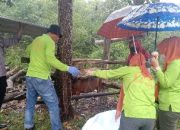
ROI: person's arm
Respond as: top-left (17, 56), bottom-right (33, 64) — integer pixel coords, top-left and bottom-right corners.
top-left (116, 87), bottom-right (124, 112)
top-left (115, 85), bottom-right (124, 121)
top-left (92, 66), bottom-right (129, 79)
top-left (45, 41), bottom-right (69, 71)
top-left (156, 61), bottom-right (180, 88)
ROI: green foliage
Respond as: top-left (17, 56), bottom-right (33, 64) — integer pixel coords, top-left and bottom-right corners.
top-left (71, 117), bottom-right (86, 129)
top-left (0, 0), bottom-right (180, 129)
top-left (1, 0), bottom-right (180, 69)
top-left (4, 35), bottom-right (33, 68)
top-left (0, 0), bottom-right (58, 26)
top-left (142, 31), bottom-right (180, 53)
top-left (72, 0), bottom-right (129, 58)
top-left (0, 0), bottom-right (14, 7)
top-left (110, 42), bottom-right (129, 61)
top-left (89, 47), bottom-right (103, 59)
top-left (5, 45), bottom-right (23, 68)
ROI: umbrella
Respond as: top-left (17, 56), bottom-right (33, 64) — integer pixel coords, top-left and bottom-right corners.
top-left (118, 2), bottom-right (180, 49)
top-left (160, 0), bottom-right (180, 5)
top-left (97, 5), bottom-right (143, 39)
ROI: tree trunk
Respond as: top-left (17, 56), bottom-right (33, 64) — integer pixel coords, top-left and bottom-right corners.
top-left (55, 0), bottom-right (73, 121)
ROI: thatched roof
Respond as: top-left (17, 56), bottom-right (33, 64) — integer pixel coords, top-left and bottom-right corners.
top-left (0, 16), bottom-right (47, 36)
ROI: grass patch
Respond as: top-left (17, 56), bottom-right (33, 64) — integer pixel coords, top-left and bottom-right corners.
top-left (0, 108), bottom-right (86, 130)
top-left (0, 108), bottom-right (51, 130)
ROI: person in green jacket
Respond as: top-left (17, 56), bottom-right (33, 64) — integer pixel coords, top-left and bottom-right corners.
top-left (86, 53), bottom-right (156, 130)
top-left (24, 25), bottom-right (80, 130)
top-left (151, 36), bottom-right (180, 130)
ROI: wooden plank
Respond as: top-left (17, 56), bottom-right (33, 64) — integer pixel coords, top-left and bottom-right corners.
top-left (72, 59), bottom-right (126, 65)
top-left (71, 92), bottom-right (119, 100)
top-left (95, 38), bottom-right (123, 44)
top-left (95, 35), bottom-right (146, 45)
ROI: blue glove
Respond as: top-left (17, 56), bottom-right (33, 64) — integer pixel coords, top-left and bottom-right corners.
top-left (68, 66), bottom-right (80, 77)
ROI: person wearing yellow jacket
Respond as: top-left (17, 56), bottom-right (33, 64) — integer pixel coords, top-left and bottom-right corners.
top-left (151, 36), bottom-right (180, 130)
top-left (24, 25), bottom-right (80, 130)
top-left (86, 53), bottom-right (156, 130)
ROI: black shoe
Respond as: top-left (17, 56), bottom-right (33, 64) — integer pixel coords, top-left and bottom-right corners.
top-left (0, 124), bottom-right (7, 129)
top-left (25, 126), bottom-right (35, 130)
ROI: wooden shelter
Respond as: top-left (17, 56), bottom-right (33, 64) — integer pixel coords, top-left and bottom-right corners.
top-left (0, 16), bottom-right (47, 36)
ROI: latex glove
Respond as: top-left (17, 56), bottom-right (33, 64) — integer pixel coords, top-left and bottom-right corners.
top-left (68, 66), bottom-right (80, 77)
top-left (115, 110), bottom-right (121, 122)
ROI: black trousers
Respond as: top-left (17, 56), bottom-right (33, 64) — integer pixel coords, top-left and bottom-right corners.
top-left (0, 76), bottom-right (7, 109)
top-left (159, 110), bottom-right (180, 130)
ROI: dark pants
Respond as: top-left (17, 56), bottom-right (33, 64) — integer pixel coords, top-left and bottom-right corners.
top-left (0, 76), bottom-right (7, 109)
top-left (119, 112), bottom-right (155, 130)
top-left (155, 109), bottom-right (160, 130)
top-left (159, 110), bottom-right (180, 130)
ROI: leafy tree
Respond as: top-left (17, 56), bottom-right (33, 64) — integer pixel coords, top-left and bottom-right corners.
top-left (0, 0), bottom-right (179, 67)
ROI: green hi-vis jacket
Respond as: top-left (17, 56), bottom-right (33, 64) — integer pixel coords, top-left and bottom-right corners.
top-left (26, 34), bottom-right (68, 79)
top-left (93, 66), bottom-right (156, 119)
top-left (156, 59), bottom-right (180, 112)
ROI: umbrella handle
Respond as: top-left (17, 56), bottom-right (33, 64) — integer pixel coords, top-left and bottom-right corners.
top-left (132, 35), bottom-right (137, 54)
top-left (154, 17), bottom-right (159, 51)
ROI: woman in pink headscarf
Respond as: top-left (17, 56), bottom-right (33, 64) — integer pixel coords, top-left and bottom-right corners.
top-left (115, 39), bottom-right (152, 121)
top-left (151, 36), bottom-right (180, 130)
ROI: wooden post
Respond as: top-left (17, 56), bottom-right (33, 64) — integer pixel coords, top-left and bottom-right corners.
top-left (102, 38), bottom-right (111, 69)
top-left (100, 38), bottom-right (111, 104)
top-left (55, 0), bottom-right (73, 121)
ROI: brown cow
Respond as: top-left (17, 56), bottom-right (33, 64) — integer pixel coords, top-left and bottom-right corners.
top-left (72, 77), bottom-right (103, 95)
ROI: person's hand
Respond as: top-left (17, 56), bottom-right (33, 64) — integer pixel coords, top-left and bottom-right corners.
top-left (151, 51), bottom-right (159, 59)
top-left (151, 57), bottom-right (160, 70)
top-left (68, 66), bottom-right (80, 77)
top-left (84, 69), bottom-right (95, 76)
top-left (115, 110), bottom-right (121, 122)
top-left (151, 51), bottom-right (161, 71)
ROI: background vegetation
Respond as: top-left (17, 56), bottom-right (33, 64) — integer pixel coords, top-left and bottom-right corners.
top-left (0, 0), bottom-right (180, 129)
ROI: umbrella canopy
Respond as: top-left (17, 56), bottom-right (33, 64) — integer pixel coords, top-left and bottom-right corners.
top-left (97, 5), bottom-right (143, 39)
top-left (118, 2), bottom-right (180, 49)
top-left (118, 2), bottom-right (180, 31)
top-left (160, 0), bottom-right (180, 5)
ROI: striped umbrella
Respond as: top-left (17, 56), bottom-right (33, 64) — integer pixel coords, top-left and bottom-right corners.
top-left (97, 5), bottom-right (143, 39)
top-left (118, 2), bottom-right (180, 49)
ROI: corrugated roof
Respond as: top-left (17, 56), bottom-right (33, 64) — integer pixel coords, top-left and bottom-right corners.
top-left (0, 16), bottom-right (48, 36)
